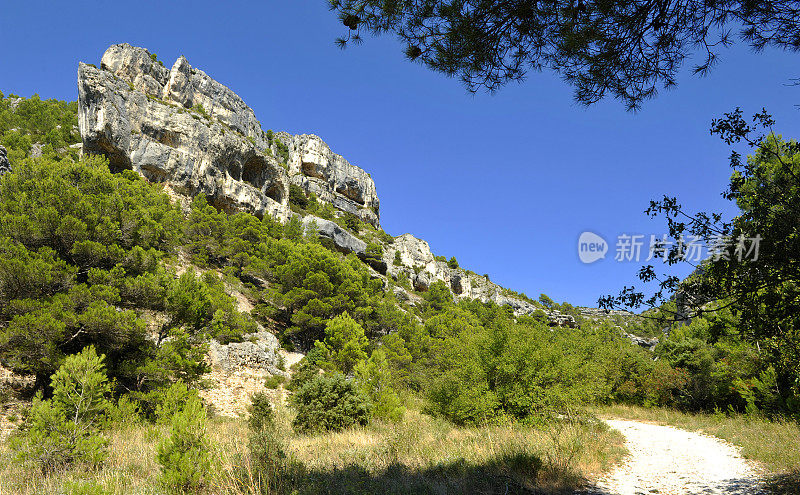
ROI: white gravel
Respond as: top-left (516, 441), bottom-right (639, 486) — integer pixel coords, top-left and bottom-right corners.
top-left (590, 419), bottom-right (765, 495)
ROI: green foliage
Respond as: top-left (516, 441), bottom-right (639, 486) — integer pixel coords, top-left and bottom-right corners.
top-left (156, 395), bottom-right (211, 493)
top-left (191, 104), bottom-right (209, 119)
top-left (538, 294), bottom-right (555, 309)
top-left (150, 53), bottom-right (164, 67)
top-left (422, 280), bottom-right (452, 312)
top-left (314, 312), bottom-right (369, 374)
top-left (274, 243), bottom-right (383, 345)
top-left (152, 381), bottom-right (201, 425)
top-left (377, 229), bottom-right (394, 244)
top-left (292, 373), bottom-right (371, 433)
top-left (288, 184), bottom-right (308, 209)
top-left (393, 250), bottom-right (402, 266)
top-left (166, 269), bottom-right (256, 343)
top-left (264, 374), bottom-right (286, 389)
top-left (341, 212), bottom-right (361, 233)
top-left (14, 346), bottom-right (111, 472)
top-left (0, 155), bottom-right (214, 394)
top-left (447, 256), bottom-right (459, 269)
top-left (329, 1), bottom-right (799, 109)
top-left (355, 349), bottom-right (404, 422)
top-left (235, 392), bottom-right (291, 495)
top-left (606, 119), bottom-right (800, 416)
top-left (365, 241), bottom-right (383, 261)
top-left (108, 395), bottom-right (141, 427)
top-left (306, 194), bottom-right (336, 220)
top-left (0, 93), bottom-right (80, 160)
top-left (274, 139), bottom-right (290, 164)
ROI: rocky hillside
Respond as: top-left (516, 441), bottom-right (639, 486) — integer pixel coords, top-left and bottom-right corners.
top-left (77, 43), bottom-right (609, 328)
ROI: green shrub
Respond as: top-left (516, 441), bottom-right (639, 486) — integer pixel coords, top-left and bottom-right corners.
top-left (288, 184), bottom-right (308, 209)
top-left (313, 312), bottom-right (369, 374)
top-left (377, 229), bottom-right (394, 244)
top-left (447, 256), bottom-right (459, 269)
top-left (64, 481), bottom-right (115, 495)
top-left (108, 395), bottom-right (141, 427)
top-left (153, 381), bottom-right (200, 424)
top-left (235, 392), bottom-right (291, 494)
top-left (342, 212), bottom-right (361, 233)
top-left (355, 349), bottom-right (404, 422)
top-left (393, 250), bottom-right (402, 266)
top-left (157, 395), bottom-right (211, 493)
top-left (365, 242), bottom-right (383, 261)
top-left (274, 139), bottom-right (290, 164)
top-left (264, 374), bottom-right (286, 389)
top-left (15, 346), bottom-right (111, 472)
top-left (191, 103), bottom-right (209, 119)
top-left (292, 374), bottom-right (371, 433)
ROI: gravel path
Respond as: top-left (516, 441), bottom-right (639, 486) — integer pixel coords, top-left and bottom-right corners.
top-left (589, 419), bottom-right (765, 495)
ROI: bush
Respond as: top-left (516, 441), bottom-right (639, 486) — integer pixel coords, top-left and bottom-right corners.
top-left (288, 184), bottom-right (308, 209)
top-left (355, 349), bottom-right (404, 422)
top-left (15, 346), bottom-right (111, 472)
top-left (342, 212), bottom-right (361, 233)
top-left (365, 242), bottom-right (383, 261)
top-left (292, 374), bottom-right (371, 433)
top-left (233, 392), bottom-right (292, 494)
top-left (264, 374), bottom-right (286, 389)
top-left (314, 312), bottom-right (369, 374)
top-left (156, 395), bottom-right (211, 493)
top-left (153, 381), bottom-right (200, 424)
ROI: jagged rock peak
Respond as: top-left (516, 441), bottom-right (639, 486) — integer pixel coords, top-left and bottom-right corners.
top-left (78, 43), bottom-right (380, 225)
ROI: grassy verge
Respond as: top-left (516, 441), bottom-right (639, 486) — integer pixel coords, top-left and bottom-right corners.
top-left (592, 404), bottom-right (800, 474)
top-left (0, 406), bottom-right (625, 495)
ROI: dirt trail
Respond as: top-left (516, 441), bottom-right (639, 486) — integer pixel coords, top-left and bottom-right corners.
top-left (589, 419), bottom-right (765, 495)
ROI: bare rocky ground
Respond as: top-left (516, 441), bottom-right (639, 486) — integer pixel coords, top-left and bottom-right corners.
top-left (587, 419), bottom-right (765, 495)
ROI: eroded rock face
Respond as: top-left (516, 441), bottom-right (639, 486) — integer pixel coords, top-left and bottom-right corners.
top-left (282, 133), bottom-right (380, 226)
top-left (375, 232), bottom-right (577, 325)
top-left (208, 329), bottom-right (288, 377)
top-left (78, 43), bottom-right (380, 224)
top-left (0, 146), bottom-right (10, 176)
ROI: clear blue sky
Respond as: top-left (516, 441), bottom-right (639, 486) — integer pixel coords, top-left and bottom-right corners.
top-left (2, 1), bottom-right (799, 307)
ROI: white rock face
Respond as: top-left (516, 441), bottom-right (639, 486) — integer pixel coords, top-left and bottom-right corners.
top-left (284, 133), bottom-right (380, 226)
top-left (78, 43), bottom-right (380, 225)
top-left (380, 233), bottom-right (576, 325)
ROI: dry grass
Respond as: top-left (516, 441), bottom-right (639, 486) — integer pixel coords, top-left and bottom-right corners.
top-left (0, 405), bottom-right (625, 495)
top-left (592, 404), bottom-right (800, 474)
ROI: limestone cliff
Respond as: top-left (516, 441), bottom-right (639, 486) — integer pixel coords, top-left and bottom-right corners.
top-left (78, 43), bottom-right (379, 225)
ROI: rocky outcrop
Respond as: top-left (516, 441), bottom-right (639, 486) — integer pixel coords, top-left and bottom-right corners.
top-left (302, 215), bottom-right (367, 256)
top-left (624, 332), bottom-right (660, 351)
top-left (372, 232), bottom-right (576, 325)
top-left (208, 329), bottom-right (288, 377)
top-left (282, 133), bottom-right (380, 226)
top-left (78, 43), bottom-right (379, 224)
top-left (0, 146), bottom-right (10, 176)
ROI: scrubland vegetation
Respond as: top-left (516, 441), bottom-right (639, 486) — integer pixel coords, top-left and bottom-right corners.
top-left (0, 94), bottom-right (798, 494)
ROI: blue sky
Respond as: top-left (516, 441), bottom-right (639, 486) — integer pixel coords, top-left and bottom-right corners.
top-left (2, 1), bottom-right (798, 307)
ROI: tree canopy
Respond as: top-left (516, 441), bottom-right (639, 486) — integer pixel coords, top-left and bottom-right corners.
top-left (601, 110), bottom-right (800, 413)
top-left (329, 0), bottom-right (800, 109)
